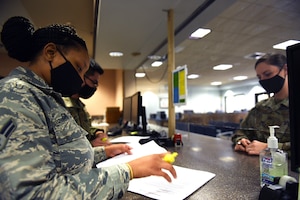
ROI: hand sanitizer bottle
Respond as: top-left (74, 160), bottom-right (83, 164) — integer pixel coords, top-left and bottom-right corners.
top-left (260, 126), bottom-right (288, 187)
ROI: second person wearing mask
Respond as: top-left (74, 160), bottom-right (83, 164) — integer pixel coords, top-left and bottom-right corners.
top-left (63, 59), bottom-right (110, 146)
top-left (232, 53), bottom-right (290, 155)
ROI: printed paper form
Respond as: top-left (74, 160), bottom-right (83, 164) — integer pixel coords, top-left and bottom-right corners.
top-left (96, 138), bottom-right (166, 168)
top-left (96, 136), bottom-right (216, 199)
top-left (128, 166), bottom-right (215, 200)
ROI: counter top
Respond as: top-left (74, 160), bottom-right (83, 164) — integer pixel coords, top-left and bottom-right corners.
top-left (121, 132), bottom-right (298, 200)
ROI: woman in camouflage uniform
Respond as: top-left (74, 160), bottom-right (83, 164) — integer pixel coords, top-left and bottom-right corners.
top-left (232, 53), bottom-right (290, 156)
top-left (0, 16), bottom-right (176, 199)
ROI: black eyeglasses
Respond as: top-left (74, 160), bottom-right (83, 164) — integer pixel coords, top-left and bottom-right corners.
top-left (84, 75), bottom-right (98, 87)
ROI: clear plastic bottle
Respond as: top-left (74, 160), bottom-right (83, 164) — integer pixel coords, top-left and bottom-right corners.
top-left (259, 126), bottom-right (288, 187)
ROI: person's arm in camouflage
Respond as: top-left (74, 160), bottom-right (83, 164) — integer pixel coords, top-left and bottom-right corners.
top-left (231, 110), bottom-right (256, 145)
top-left (0, 84), bottom-right (130, 199)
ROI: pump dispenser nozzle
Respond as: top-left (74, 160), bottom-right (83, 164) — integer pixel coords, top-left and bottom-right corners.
top-left (267, 126), bottom-right (279, 148)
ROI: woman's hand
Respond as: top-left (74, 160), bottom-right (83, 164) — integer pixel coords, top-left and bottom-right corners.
top-left (245, 140), bottom-right (267, 155)
top-left (105, 144), bottom-right (132, 158)
top-left (234, 138), bottom-right (251, 152)
top-left (91, 131), bottom-right (110, 147)
top-left (127, 153), bottom-right (177, 182)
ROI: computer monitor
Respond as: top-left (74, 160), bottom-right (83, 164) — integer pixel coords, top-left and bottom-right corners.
top-left (287, 43), bottom-right (300, 173)
top-left (129, 91), bottom-right (148, 133)
top-left (122, 96), bottom-right (131, 127)
top-left (131, 91), bottom-right (142, 129)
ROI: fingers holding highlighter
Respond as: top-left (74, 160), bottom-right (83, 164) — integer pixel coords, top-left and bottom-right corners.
top-left (127, 153), bottom-right (177, 182)
top-left (163, 152), bottom-right (178, 164)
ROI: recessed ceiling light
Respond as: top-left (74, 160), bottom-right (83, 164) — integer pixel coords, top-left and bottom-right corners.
top-left (187, 74), bottom-right (200, 79)
top-left (135, 72), bottom-right (146, 78)
top-left (189, 28), bottom-right (211, 39)
top-left (210, 81), bottom-right (222, 86)
top-left (109, 51), bottom-right (123, 57)
top-left (273, 40), bottom-right (300, 50)
top-left (233, 76), bottom-right (248, 81)
top-left (213, 64), bottom-right (233, 70)
top-left (151, 61), bottom-right (163, 67)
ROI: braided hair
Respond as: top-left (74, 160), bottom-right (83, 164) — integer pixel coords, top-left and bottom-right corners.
top-left (1, 16), bottom-right (87, 62)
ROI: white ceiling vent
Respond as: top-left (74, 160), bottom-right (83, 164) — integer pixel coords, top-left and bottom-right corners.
top-left (244, 52), bottom-right (265, 60)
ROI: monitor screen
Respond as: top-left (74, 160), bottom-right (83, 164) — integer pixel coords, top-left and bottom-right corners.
top-left (131, 91), bottom-right (142, 127)
top-left (122, 96), bottom-right (132, 124)
top-left (287, 43), bottom-right (300, 173)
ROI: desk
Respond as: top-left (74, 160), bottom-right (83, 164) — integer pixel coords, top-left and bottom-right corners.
top-left (121, 133), bottom-right (298, 200)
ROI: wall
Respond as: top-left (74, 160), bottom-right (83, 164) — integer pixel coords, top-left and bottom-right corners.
top-left (220, 79), bottom-right (264, 112)
top-left (82, 69), bottom-right (123, 117)
top-left (0, 52), bottom-right (27, 76)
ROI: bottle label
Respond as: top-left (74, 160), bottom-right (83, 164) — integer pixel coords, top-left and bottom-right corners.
top-left (261, 156), bottom-right (275, 185)
top-left (261, 173), bottom-right (275, 185)
top-left (262, 157), bottom-right (273, 166)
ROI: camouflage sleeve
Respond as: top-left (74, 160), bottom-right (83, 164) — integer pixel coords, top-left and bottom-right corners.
top-left (0, 81), bottom-right (130, 199)
top-left (64, 102), bottom-right (100, 142)
top-left (87, 127), bottom-right (99, 141)
top-left (93, 146), bottom-right (107, 163)
top-left (231, 109), bottom-right (256, 144)
top-left (53, 164), bottom-right (131, 200)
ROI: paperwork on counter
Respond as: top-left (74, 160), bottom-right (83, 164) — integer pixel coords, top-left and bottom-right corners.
top-left (96, 136), bottom-right (215, 200)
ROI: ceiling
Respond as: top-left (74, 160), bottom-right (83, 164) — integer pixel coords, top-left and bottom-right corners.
top-left (1, 0), bottom-right (300, 89)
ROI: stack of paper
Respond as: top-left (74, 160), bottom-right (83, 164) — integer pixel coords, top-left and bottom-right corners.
top-left (97, 136), bottom-right (215, 199)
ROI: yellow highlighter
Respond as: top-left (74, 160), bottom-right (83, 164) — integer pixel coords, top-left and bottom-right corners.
top-left (130, 131), bottom-right (138, 135)
top-left (163, 152), bottom-right (178, 164)
top-left (101, 137), bottom-right (108, 142)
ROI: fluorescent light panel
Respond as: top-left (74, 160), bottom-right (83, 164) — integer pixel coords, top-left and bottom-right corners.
top-left (233, 76), bottom-right (248, 81)
top-left (135, 72), bottom-right (145, 78)
top-left (213, 64), bottom-right (233, 70)
top-left (211, 81), bottom-right (222, 86)
top-left (109, 52), bottom-right (123, 57)
top-left (187, 74), bottom-right (199, 79)
top-left (151, 61), bottom-right (163, 67)
top-left (273, 40), bottom-right (300, 50)
top-left (190, 28), bottom-right (211, 39)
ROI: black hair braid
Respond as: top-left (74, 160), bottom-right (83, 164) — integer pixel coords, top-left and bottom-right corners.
top-left (32, 24), bottom-right (87, 54)
top-left (1, 16), bottom-right (87, 63)
top-left (1, 16), bottom-right (35, 62)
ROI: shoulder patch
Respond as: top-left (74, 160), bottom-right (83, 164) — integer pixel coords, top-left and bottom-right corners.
top-left (0, 118), bottom-right (16, 150)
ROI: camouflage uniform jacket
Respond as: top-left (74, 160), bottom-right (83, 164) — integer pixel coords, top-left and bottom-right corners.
top-left (0, 67), bottom-right (130, 200)
top-left (62, 97), bottom-right (100, 142)
top-left (232, 96), bottom-right (290, 154)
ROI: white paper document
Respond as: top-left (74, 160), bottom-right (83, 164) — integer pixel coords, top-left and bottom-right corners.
top-left (96, 139), bottom-right (167, 168)
top-left (96, 136), bottom-right (215, 199)
top-left (128, 165), bottom-right (215, 200)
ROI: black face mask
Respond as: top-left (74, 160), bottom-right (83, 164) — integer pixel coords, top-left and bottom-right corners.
top-left (50, 50), bottom-right (83, 97)
top-left (78, 84), bottom-right (97, 99)
top-left (259, 71), bottom-right (285, 94)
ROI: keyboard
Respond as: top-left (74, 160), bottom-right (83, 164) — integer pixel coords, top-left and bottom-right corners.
top-left (128, 129), bottom-right (161, 137)
top-left (107, 127), bottom-right (122, 136)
